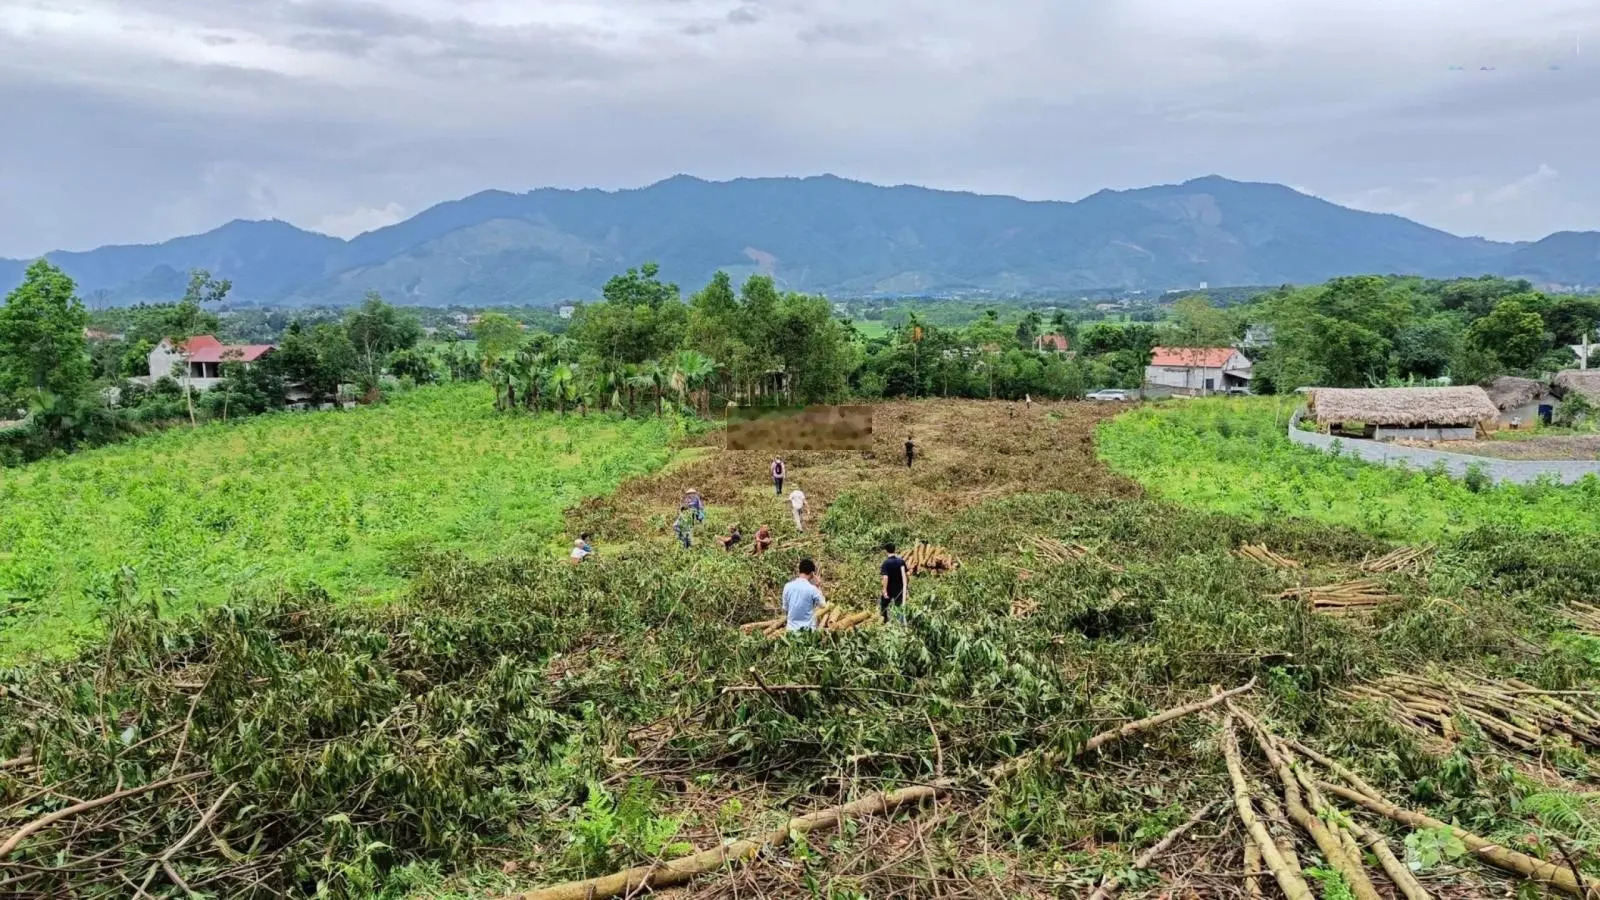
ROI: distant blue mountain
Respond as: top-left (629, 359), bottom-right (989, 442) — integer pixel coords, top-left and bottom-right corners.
top-left (2, 174), bottom-right (1593, 305)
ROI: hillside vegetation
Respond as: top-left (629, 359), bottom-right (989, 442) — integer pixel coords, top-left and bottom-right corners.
top-left (1098, 397), bottom-right (1600, 539)
top-left (7, 400), bottom-right (1600, 900)
top-left (0, 384), bottom-right (675, 660)
top-left (8, 174), bottom-right (1599, 305)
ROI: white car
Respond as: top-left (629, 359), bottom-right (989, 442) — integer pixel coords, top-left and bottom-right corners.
top-left (1086, 389), bottom-right (1130, 402)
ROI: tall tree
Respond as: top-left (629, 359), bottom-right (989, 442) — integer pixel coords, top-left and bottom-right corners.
top-left (1167, 296), bottom-right (1235, 346)
top-left (0, 260), bottom-right (91, 404)
top-left (473, 313), bottom-right (524, 372)
top-left (345, 292), bottom-right (423, 382)
top-left (1469, 299), bottom-right (1547, 370)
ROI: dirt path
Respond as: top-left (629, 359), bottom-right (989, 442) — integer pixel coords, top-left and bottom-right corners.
top-left (568, 399), bottom-right (1137, 549)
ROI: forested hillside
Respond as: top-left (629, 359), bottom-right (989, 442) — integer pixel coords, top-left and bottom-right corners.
top-left (6, 174), bottom-right (1599, 305)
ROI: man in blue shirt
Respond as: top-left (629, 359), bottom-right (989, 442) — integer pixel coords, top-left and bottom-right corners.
top-left (782, 558), bottom-right (827, 631)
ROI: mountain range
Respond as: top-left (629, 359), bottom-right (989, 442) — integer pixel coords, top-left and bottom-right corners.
top-left (4, 174), bottom-right (1599, 306)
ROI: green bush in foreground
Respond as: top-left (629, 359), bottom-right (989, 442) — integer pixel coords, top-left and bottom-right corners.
top-left (8, 491), bottom-right (1600, 897)
top-left (1097, 397), bottom-right (1600, 540)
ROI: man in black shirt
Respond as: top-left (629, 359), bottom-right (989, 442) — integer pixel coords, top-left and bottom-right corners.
top-left (904, 435), bottom-right (915, 468)
top-left (879, 542), bottom-right (909, 623)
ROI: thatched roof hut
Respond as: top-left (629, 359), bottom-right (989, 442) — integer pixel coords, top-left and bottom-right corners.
top-left (1484, 376), bottom-right (1546, 412)
top-left (1553, 370), bottom-right (1600, 404)
top-left (1306, 387), bottom-right (1499, 427)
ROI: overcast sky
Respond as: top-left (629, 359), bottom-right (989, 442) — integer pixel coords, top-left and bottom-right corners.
top-left (2, 0), bottom-right (1597, 257)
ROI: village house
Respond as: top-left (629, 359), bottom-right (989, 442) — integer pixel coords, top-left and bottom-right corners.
top-left (1554, 369), bottom-right (1600, 406)
top-left (1305, 386), bottom-right (1499, 441)
top-left (1485, 376), bottom-right (1558, 427)
top-left (1143, 346), bottom-right (1252, 395)
top-left (1034, 333), bottom-right (1070, 353)
top-left (146, 335), bottom-right (275, 392)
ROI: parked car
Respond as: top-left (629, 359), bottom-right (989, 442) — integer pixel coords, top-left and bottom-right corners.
top-left (1086, 389), bottom-right (1130, 402)
top-left (1225, 386), bottom-right (1252, 396)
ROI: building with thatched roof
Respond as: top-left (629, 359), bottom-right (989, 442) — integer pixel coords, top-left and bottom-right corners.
top-left (1554, 370), bottom-right (1600, 405)
top-left (1483, 376), bottom-right (1556, 426)
top-left (1305, 386), bottom-right (1499, 441)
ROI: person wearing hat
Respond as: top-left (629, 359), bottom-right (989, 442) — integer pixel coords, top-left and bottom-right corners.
top-left (683, 488), bottom-right (705, 523)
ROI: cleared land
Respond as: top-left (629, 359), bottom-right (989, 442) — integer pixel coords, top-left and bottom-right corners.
top-left (0, 384), bottom-right (674, 660)
top-left (5, 398), bottom-right (1600, 900)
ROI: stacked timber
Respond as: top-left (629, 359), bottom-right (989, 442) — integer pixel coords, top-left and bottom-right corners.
top-left (1339, 672), bottom-right (1600, 755)
top-left (1236, 543), bottom-right (1303, 569)
top-left (906, 541), bottom-right (959, 576)
top-left (1279, 579), bottom-right (1400, 615)
top-left (1025, 535), bottom-right (1126, 572)
top-left (1361, 545), bottom-right (1434, 574)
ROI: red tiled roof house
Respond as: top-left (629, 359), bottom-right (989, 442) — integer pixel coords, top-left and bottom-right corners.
top-left (1144, 346), bottom-right (1252, 395)
top-left (148, 335), bottom-right (276, 389)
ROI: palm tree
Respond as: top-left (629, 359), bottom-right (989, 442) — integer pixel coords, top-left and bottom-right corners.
top-left (671, 350), bottom-right (717, 414)
top-left (548, 363), bottom-right (576, 416)
top-left (640, 360), bottom-right (667, 416)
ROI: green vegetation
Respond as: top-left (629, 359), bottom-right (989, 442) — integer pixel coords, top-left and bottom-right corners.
top-left (8, 398), bottom-right (1600, 898)
top-left (0, 383), bottom-right (674, 660)
top-left (1245, 275), bottom-right (1599, 392)
top-left (1098, 396), bottom-right (1600, 539)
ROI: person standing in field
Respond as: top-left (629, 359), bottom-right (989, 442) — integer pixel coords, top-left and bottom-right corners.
top-left (788, 487), bottom-right (808, 532)
top-left (904, 435), bottom-right (916, 468)
top-left (772, 458), bottom-right (786, 496)
top-left (879, 542), bottom-right (909, 624)
top-left (673, 509), bottom-right (694, 548)
top-left (684, 488), bottom-right (705, 523)
top-left (782, 557), bottom-right (827, 631)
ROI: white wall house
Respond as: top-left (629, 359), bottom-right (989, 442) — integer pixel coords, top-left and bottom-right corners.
top-left (1143, 347), bottom-right (1253, 395)
top-left (147, 335), bottom-right (275, 392)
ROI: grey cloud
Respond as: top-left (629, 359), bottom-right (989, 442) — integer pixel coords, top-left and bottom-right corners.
top-left (4, 0), bottom-right (1600, 256)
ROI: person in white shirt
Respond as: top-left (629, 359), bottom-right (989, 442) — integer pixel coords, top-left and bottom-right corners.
top-left (782, 558), bottom-right (826, 631)
top-left (788, 488), bottom-right (807, 532)
top-left (569, 538), bottom-right (591, 564)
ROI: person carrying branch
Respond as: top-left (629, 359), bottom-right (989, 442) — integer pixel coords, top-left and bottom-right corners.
top-left (683, 488), bottom-right (705, 523)
top-left (782, 557), bottom-right (827, 631)
top-left (879, 542), bottom-right (909, 623)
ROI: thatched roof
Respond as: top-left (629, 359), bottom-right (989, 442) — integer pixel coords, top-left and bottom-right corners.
top-left (1553, 370), bottom-right (1600, 403)
top-left (1307, 387), bottom-right (1499, 427)
top-left (1484, 376), bottom-right (1546, 411)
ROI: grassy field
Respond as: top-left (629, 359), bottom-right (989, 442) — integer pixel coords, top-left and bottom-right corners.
top-left (1098, 396), bottom-right (1600, 540)
top-left (0, 383), bottom-right (675, 660)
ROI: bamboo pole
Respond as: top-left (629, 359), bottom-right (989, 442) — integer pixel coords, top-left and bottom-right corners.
top-left (514, 680), bottom-right (1256, 900)
top-left (1222, 714), bottom-right (1315, 900)
top-left (0, 772), bottom-right (207, 859)
top-left (1319, 782), bottom-right (1595, 898)
top-left (1232, 703), bottom-right (1382, 900)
